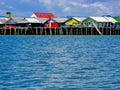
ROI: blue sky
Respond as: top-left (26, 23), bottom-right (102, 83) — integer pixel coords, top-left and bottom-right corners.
top-left (0, 0), bottom-right (120, 17)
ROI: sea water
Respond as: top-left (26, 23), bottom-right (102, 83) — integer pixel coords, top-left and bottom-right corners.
top-left (0, 35), bottom-right (120, 90)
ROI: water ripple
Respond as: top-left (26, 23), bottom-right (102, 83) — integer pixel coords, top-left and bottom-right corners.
top-left (0, 36), bottom-right (120, 89)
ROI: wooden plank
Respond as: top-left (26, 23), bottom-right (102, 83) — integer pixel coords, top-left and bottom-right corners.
top-left (92, 22), bottom-right (103, 35)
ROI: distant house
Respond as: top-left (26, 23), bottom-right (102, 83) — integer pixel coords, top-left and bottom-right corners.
top-left (104, 17), bottom-right (117, 24)
top-left (17, 17), bottom-right (49, 28)
top-left (81, 16), bottom-right (111, 28)
top-left (52, 18), bottom-right (68, 27)
top-left (17, 18), bottom-right (29, 27)
top-left (3, 18), bottom-right (17, 29)
top-left (0, 18), bottom-right (8, 24)
top-left (12, 17), bottom-right (24, 23)
top-left (18, 18), bottom-right (41, 27)
top-left (0, 18), bottom-right (8, 28)
top-left (44, 18), bottom-right (59, 28)
top-left (1, 17), bottom-right (25, 29)
top-left (31, 12), bottom-right (55, 18)
top-left (104, 17), bottom-right (118, 28)
top-left (37, 18), bottom-right (49, 27)
top-left (64, 17), bottom-right (85, 27)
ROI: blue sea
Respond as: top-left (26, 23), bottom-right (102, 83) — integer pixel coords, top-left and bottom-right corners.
top-left (0, 35), bottom-right (120, 90)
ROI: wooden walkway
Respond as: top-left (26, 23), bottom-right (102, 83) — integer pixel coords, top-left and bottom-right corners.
top-left (0, 27), bottom-right (120, 35)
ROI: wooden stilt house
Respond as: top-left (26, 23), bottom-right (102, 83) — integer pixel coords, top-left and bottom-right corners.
top-left (81, 16), bottom-right (110, 28)
top-left (3, 18), bottom-right (16, 29)
top-left (44, 18), bottom-right (59, 28)
top-left (51, 18), bottom-right (68, 27)
top-left (64, 17), bottom-right (85, 27)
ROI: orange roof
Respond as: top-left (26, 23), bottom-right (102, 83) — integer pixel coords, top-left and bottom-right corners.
top-left (33, 12), bottom-right (55, 18)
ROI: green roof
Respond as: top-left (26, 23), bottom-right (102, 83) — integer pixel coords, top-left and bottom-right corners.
top-left (112, 16), bottom-right (120, 24)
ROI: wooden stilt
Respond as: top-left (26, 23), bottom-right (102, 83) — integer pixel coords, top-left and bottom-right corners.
top-left (4, 29), bottom-right (6, 35)
top-left (10, 28), bottom-right (11, 35)
top-left (14, 28), bottom-right (16, 35)
top-left (92, 22), bottom-right (102, 35)
top-left (54, 28), bottom-right (56, 35)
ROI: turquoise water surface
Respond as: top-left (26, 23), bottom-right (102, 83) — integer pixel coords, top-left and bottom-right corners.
top-left (0, 35), bottom-right (120, 90)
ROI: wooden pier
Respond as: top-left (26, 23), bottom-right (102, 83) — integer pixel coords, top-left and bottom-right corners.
top-left (0, 27), bottom-right (120, 35)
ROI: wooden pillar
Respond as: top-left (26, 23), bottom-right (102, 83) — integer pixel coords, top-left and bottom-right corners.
top-left (106, 22), bottom-right (108, 35)
top-left (71, 28), bottom-right (73, 35)
top-left (78, 28), bottom-right (79, 35)
top-left (10, 28), bottom-right (11, 35)
top-left (42, 27), bottom-right (44, 35)
top-left (54, 28), bottom-right (56, 35)
top-left (56, 28), bottom-right (58, 35)
top-left (110, 24), bottom-right (112, 35)
top-left (59, 28), bottom-right (62, 35)
top-left (102, 23), bottom-right (104, 35)
top-left (65, 28), bottom-right (67, 35)
top-left (25, 27), bottom-right (27, 35)
top-left (14, 28), bottom-right (16, 35)
top-left (118, 27), bottom-right (120, 35)
top-left (41, 27), bottom-right (43, 35)
top-left (57, 28), bottom-right (59, 35)
top-left (4, 29), bottom-right (6, 35)
top-left (92, 22), bottom-right (102, 35)
top-left (40, 27), bottom-right (41, 35)
top-left (76, 28), bottom-right (78, 35)
top-left (90, 27), bottom-right (91, 35)
top-left (114, 27), bottom-right (116, 35)
top-left (36, 27), bottom-right (38, 35)
top-left (86, 26), bottom-right (87, 35)
top-left (81, 28), bottom-right (82, 35)
top-left (46, 28), bottom-right (48, 35)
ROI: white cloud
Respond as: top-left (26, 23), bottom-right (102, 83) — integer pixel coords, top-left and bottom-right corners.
top-left (38, 0), bottom-right (52, 5)
top-left (0, 2), bottom-right (5, 5)
top-left (1, 0), bottom-right (119, 16)
top-left (0, 9), bottom-right (6, 16)
top-left (37, 0), bottom-right (112, 15)
top-left (69, 1), bottom-right (111, 12)
top-left (7, 6), bottom-right (14, 9)
top-left (63, 7), bottom-right (71, 12)
top-left (92, 2), bottom-right (111, 13)
top-left (17, 0), bottom-right (114, 16)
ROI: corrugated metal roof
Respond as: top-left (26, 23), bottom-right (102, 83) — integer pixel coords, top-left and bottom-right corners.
top-left (52, 18), bottom-right (68, 23)
top-left (17, 19), bottom-right (28, 23)
top-left (37, 18), bottom-right (49, 23)
top-left (0, 22), bottom-right (2, 24)
top-left (0, 18), bottom-right (8, 24)
top-left (73, 17), bottom-right (86, 22)
top-left (12, 17), bottom-right (25, 23)
top-left (89, 16), bottom-right (110, 22)
top-left (104, 17), bottom-right (117, 24)
top-left (26, 18), bottom-right (40, 23)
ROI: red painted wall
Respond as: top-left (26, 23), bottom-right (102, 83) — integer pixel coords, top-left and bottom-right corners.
top-left (45, 22), bottom-right (59, 28)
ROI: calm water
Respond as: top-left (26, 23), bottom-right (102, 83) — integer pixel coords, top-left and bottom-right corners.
top-left (0, 35), bottom-right (120, 90)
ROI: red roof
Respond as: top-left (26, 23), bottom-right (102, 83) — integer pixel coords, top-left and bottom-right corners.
top-left (33, 12), bottom-right (55, 18)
